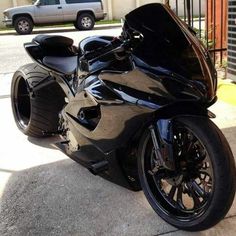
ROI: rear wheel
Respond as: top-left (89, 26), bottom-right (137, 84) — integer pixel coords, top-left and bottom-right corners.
top-left (74, 13), bottom-right (95, 30)
top-left (14, 16), bottom-right (33, 35)
top-left (138, 116), bottom-right (236, 231)
top-left (11, 63), bottom-right (65, 137)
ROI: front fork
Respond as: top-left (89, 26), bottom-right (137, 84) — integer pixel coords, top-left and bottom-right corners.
top-left (149, 119), bottom-right (175, 173)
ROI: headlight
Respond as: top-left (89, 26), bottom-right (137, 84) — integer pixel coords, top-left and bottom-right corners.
top-left (3, 11), bottom-right (9, 18)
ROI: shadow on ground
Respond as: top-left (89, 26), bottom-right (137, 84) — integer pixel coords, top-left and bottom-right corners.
top-left (0, 126), bottom-right (236, 236)
top-left (0, 159), bottom-right (174, 236)
top-left (27, 136), bottom-right (61, 150)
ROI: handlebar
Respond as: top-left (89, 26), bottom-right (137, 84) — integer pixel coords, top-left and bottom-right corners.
top-left (81, 37), bottom-right (130, 63)
top-left (80, 28), bottom-right (143, 64)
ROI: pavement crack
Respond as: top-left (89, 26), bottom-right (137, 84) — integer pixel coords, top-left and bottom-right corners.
top-left (0, 168), bottom-right (15, 173)
top-left (154, 215), bottom-right (236, 235)
top-left (224, 214), bottom-right (236, 220)
top-left (0, 72), bottom-right (14, 75)
top-left (155, 229), bottom-right (179, 236)
top-left (0, 95), bottom-right (10, 99)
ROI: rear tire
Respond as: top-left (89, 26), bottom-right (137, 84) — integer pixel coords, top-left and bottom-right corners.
top-left (138, 116), bottom-right (236, 231)
top-left (14, 16), bottom-right (33, 35)
top-left (74, 13), bottom-right (95, 30)
top-left (11, 63), bottom-right (65, 137)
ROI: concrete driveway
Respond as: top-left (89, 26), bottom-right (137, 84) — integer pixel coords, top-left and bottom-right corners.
top-left (0, 30), bottom-right (236, 236)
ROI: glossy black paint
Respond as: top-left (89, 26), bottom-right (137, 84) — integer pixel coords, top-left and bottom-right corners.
top-left (23, 3), bottom-right (217, 190)
top-left (124, 3), bottom-right (217, 102)
top-left (78, 36), bottom-right (129, 74)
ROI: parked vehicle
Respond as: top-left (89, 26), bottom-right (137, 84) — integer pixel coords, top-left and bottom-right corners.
top-left (11, 3), bottom-right (235, 231)
top-left (3, 0), bottom-right (106, 34)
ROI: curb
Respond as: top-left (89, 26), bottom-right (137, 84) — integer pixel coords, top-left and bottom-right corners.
top-left (0, 23), bottom-right (122, 36)
top-left (217, 79), bottom-right (236, 106)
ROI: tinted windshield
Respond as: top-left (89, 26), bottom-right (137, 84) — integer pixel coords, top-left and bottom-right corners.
top-left (125, 4), bottom-right (204, 81)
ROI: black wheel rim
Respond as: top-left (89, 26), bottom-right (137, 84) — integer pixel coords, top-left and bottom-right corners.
top-left (142, 122), bottom-right (214, 221)
top-left (13, 76), bottom-right (31, 129)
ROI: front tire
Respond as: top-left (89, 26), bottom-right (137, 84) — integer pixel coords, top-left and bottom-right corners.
top-left (138, 116), bottom-right (236, 231)
top-left (14, 16), bottom-right (33, 35)
top-left (11, 63), bottom-right (65, 137)
top-left (74, 13), bottom-right (95, 30)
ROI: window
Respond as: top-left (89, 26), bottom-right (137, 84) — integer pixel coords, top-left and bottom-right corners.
top-left (41, 0), bottom-right (60, 5)
top-left (65, 0), bottom-right (100, 4)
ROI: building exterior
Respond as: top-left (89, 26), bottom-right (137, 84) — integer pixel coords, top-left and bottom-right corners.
top-left (92, 0), bottom-right (205, 20)
top-left (0, 0), bottom-right (205, 27)
top-left (0, 0), bottom-right (30, 27)
top-left (207, 0), bottom-right (228, 58)
top-left (104, 0), bottom-right (162, 20)
top-left (227, 0), bottom-right (236, 80)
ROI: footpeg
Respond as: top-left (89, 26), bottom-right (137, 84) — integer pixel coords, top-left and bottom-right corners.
top-left (89, 160), bottom-right (109, 175)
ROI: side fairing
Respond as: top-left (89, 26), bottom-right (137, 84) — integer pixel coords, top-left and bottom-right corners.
top-left (64, 68), bottom-right (206, 153)
top-left (64, 73), bottom-right (153, 153)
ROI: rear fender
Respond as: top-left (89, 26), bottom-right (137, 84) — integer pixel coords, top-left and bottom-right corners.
top-left (23, 43), bottom-right (75, 100)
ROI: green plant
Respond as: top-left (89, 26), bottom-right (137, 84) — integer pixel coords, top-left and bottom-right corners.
top-left (194, 28), bottom-right (215, 49)
top-left (221, 59), bottom-right (227, 68)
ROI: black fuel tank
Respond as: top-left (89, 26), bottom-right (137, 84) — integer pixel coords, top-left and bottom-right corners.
top-left (78, 36), bottom-right (116, 73)
top-left (79, 36), bottom-right (114, 54)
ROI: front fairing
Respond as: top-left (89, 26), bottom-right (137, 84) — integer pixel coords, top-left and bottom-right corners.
top-left (124, 3), bottom-right (217, 104)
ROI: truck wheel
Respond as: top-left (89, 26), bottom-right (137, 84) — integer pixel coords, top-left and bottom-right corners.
top-left (14, 16), bottom-right (33, 35)
top-left (75, 13), bottom-right (95, 30)
top-left (11, 63), bottom-right (65, 137)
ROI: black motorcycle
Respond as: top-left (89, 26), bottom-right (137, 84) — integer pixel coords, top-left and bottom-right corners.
top-left (11, 3), bottom-right (235, 231)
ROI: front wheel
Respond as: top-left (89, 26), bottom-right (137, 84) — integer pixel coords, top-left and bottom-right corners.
top-left (138, 116), bottom-right (236, 231)
top-left (14, 16), bottom-right (33, 35)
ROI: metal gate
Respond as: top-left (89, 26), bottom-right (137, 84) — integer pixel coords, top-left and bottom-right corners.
top-left (165, 0), bottom-right (227, 66)
top-left (228, 0), bottom-right (236, 80)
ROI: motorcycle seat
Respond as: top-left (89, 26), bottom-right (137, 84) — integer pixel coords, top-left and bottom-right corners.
top-left (33, 35), bottom-right (73, 48)
top-left (43, 56), bottom-right (77, 75)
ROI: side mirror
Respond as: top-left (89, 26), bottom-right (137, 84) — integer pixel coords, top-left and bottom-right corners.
top-left (35, 1), bottom-right (41, 6)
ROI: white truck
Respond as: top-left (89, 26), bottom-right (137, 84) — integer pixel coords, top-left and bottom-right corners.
top-left (3, 0), bottom-right (106, 34)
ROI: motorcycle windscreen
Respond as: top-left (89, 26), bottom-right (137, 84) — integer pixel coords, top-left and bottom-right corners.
top-left (125, 3), bottom-right (216, 100)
